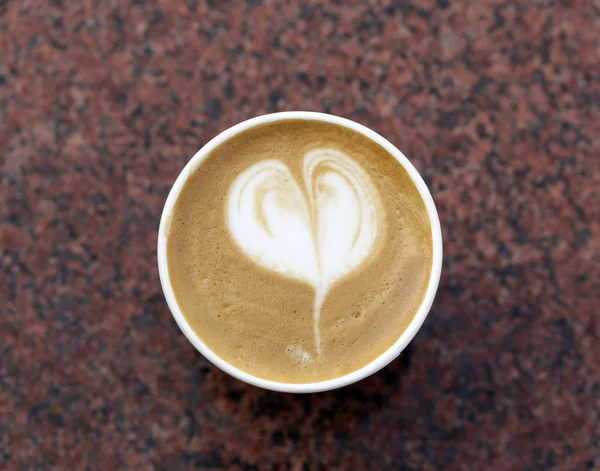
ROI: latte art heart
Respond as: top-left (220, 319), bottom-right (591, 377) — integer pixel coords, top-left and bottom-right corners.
top-left (227, 148), bottom-right (384, 357)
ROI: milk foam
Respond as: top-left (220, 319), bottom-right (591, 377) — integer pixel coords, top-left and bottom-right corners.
top-left (226, 148), bottom-right (384, 356)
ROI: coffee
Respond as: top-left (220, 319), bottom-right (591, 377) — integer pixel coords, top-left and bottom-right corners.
top-left (167, 120), bottom-right (433, 383)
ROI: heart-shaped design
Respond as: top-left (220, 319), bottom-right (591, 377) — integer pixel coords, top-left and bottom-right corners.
top-left (226, 148), bottom-right (384, 357)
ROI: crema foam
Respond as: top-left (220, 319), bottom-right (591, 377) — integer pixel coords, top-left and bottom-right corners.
top-left (167, 120), bottom-right (433, 383)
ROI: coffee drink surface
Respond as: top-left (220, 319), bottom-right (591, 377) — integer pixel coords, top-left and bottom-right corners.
top-left (167, 120), bottom-right (433, 383)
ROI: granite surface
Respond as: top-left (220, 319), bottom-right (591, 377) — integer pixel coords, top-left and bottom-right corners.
top-left (1, 0), bottom-right (599, 469)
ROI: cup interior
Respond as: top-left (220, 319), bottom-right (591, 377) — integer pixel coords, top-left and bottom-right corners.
top-left (157, 111), bottom-right (443, 393)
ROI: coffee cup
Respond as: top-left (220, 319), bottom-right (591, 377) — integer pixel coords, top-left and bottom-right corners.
top-left (158, 112), bottom-right (442, 393)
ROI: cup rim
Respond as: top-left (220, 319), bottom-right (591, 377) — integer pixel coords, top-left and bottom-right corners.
top-left (157, 111), bottom-right (443, 393)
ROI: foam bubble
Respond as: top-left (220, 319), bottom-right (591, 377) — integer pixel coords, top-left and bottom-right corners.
top-left (286, 345), bottom-right (313, 363)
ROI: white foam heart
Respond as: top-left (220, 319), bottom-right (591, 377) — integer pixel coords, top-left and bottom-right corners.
top-left (226, 148), bottom-right (384, 358)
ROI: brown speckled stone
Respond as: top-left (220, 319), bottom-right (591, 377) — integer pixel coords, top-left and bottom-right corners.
top-left (1, 0), bottom-right (599, 469)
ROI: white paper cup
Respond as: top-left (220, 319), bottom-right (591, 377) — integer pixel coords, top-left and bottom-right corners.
top-left (158, 111), bottom-right (443, 393)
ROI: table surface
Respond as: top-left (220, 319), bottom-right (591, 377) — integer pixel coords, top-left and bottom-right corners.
top-left (1, 1), bottom-right (599, 469)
